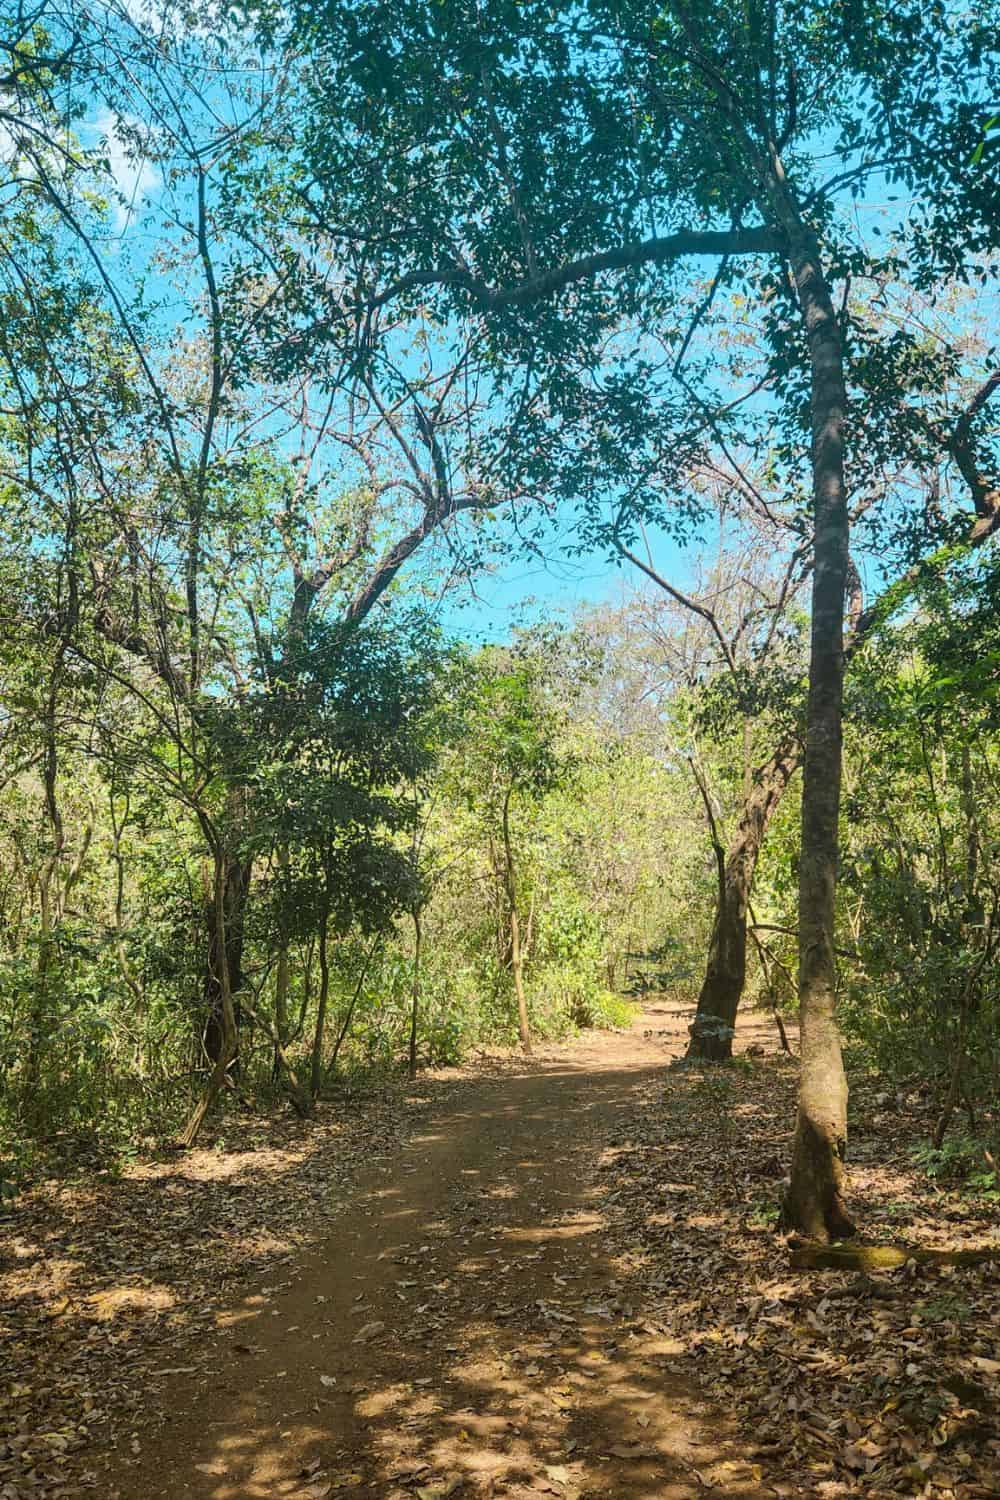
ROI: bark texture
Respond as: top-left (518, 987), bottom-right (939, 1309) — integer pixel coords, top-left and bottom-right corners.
top-left (777, 205), bottom-right (857, 1242)
top-left (202, 856), bottom-right (252, 1067)
top-left (688, 739), bottom-right (802, 1060)
top-left (310, 913), bottom-right (331, 1100)
top-left (180, 854), bottom-right (240, 1148)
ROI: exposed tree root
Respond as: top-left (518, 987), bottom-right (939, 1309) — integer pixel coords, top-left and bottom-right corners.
top-left (790, 1242), bottom-right (1000, 1271)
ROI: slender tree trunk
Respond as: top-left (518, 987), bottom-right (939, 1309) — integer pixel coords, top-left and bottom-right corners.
top-left (502, 787), bottom-right (532, 1056)
top-left (202, 856), bottom-right (252, 1068)
top-left (25, 655), bottom-right (66, 1125)
top-left (24, 532), bottom-right (80, 1126)
top-left (25, 863), bottom-right (56, 1127)
top-left (110, 794), bottom-right (144, 1011)
top-left (250, 842), bottom-right (307, 1117)
top-left (327, 935), bottom-right (381, 1080)
top-left (776, 208), bottom-right (856, 1242)
top-left (311, 910), bottom-right (331, 1100)
top-left (299, 937), bottom-right (315, 1037)
top-left (688, 739), bottom-right (802, 1060)
top-left (237, 987), bottom-right (311, 1117)
top-left (509, 903), bottom-right (531, 1056)
top-left (273, 942), bottom-right (290, 1082)
top-left (960, 740), bottom-right (981, 920)
top-left (934, 993), bottom-right (972, 1151)
top-left (271, 846), bottom-right (291, 1086)
top-left (179, 851), bottom-right (239, 1148)
top-left (408, 908), bottom-right (422, 1079)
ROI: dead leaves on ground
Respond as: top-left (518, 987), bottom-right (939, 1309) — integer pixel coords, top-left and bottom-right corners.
top-left (594, 1045), bottom-right (1000, 1499)
top-left (5, 1016), bottom-right (999, 1500)
top-left (0, 1091), bottom-right (420, 1498)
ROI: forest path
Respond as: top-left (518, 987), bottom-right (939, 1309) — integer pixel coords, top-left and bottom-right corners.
top-left (107, 1009), bottom-right (773, 1500)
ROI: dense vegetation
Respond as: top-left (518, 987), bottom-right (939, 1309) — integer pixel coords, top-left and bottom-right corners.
top-left (1, 0), bottom-right (998, 1254)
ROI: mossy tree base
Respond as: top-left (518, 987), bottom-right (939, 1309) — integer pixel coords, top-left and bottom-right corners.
top-left (790, 1242), bottom-right (1000, 1271)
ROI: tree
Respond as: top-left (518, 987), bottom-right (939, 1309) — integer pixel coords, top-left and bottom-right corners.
top-left (837, 547), bottom-right (1000, 1149)
top-left (0, 3), bottom-right (566, 1136)
top-left (278, 0), bottom-right (1000, 1237)
top-left (452, 645), bottom-right (570, 1055)
top-left (244, 614), bottom-right (442, 1099)
top-left (612, 511), bottom-right (810, 1059)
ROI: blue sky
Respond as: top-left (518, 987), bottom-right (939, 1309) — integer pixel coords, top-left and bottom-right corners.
top-left (75, 113), bottom-right (694, 645)
top-left (434, 535), bottom-right (640, 641)
top-left (72, 49), bottom-right (999, 655)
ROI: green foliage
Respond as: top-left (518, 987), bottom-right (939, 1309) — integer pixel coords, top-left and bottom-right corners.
top-left (912, 1139), bottom-right (1000, 1201)
top-left (2, 0), bottom-right (998, 1198)
top-left (836, 554), bottom-right (1000, 1127)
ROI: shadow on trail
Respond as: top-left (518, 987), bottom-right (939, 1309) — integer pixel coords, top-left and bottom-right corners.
top-left (117, 1049), bottom-right (773, 1500)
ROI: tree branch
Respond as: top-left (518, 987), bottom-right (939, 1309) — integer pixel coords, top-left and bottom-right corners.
top-left (615, 540), bottom-right (740, 678)
top-left (366, 226), bottom-right (786, 314)
top-left (343, 492), bottom-right (491, 623)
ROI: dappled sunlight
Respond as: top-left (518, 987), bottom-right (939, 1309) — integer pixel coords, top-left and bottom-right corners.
top-left (682, 1212), bottom-right (728, 1231)
top-left (216, 1304), bottom-right (267, 1330)
top-left (589, 1018), bottom-right (1000, 1497)
top-left (501, 1221), bottom-right (603, 1244)
top-left (87, 1284), bottom-right (175, 1319)
top-left (18, 1006), bottom-right (998, 1500)
top-left (161, 1305), bottom-right (766, 1499)
top-left (94, 1022), bottom-right (776, 1499)
top-left (1, 1082), bottom-right (430, 1490)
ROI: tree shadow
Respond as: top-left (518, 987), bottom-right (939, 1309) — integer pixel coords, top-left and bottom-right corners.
top-left (93, 1052), bottom-right (777, 1498)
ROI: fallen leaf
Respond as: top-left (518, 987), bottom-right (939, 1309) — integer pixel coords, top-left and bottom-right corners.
top-left (416, 1476), bottom-right (463, 1499)
top-left (352, 1321), bottom-right (385, 1343)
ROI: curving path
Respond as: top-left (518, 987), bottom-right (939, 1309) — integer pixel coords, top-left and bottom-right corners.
top-left (105, 1014), bottom-right (772, 1500)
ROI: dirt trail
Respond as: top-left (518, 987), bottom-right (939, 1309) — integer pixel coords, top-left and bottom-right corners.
top-left (107, 1011), bottom-right (771, 1500)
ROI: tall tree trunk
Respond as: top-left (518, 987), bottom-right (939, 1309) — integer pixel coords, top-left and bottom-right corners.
top-left (776, 207), bottom-right (856, 1242)
top-left (688, 739), bottom-right (803, 1059)
top-left (502, 787), bottom-right (532, 1056)
top-left (408, 907), bottom-right (422, 1079)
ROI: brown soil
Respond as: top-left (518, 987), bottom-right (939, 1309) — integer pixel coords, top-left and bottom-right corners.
top-left (100, 1007), bottom-right (772, 1500)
